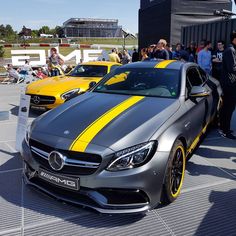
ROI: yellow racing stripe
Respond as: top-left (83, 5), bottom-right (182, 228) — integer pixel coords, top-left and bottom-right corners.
top-left (155, 60), bottom-right (176, 68)
top-left (69, 96), bottom-right (145, 152)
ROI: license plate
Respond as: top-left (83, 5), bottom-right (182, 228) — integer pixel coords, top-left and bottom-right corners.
top-left (31, 105), bottom-right (47, 111)
top-left (38, 168), bottom-right (79, 191)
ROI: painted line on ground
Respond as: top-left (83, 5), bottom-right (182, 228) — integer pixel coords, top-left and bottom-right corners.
top-left (24, 212), bottom-right (90, 230)
top-left (0, 211), bottom-right (90, 235)
top-left (0, 140), bottom-right (16, 143)
top-left (200, 144), bottom-right (236, 153)
top-left (4, 142), bottom-right (17, 153)
top-left (182, 179), bottom-right (234, 193)
top-left (152, 211), bottom-right (176, 236)
top-left (0, 227), bottom-right (21, 236)
top-left (0, 121), bottom-right (17, 125)
top-left (200, 156), bottom-right (236, 179)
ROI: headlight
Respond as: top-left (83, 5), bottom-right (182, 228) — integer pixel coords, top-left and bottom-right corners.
top-left (106, 141), bottom-right (156, 171)
top-left (61, 88), bottom-right (80, 100)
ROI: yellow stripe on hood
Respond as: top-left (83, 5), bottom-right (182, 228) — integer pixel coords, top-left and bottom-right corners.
top-left (69, 96), bottom-right (145, 152)
top-left (155, 60), bottom-right (176, 68)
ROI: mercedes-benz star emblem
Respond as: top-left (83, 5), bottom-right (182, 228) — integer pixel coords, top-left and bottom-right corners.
top-left (48, 151), bottom-right (66, 171)
top-left (32, 96), bottom-right (40, 104)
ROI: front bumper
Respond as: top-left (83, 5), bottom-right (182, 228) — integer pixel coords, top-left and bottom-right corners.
top-left (27, 93), bottom-right (64, 110)
top-left (21, 139), bottom-right (169, 214)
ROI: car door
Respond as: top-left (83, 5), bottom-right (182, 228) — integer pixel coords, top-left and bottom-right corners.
top-left (184, 66), bottom-right (213, 149)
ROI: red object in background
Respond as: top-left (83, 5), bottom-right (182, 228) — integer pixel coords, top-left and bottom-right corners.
top-left (3, 44), bottom-right (12, 47)
top-left (80, 44), bottom-right (91, 48)
top-left (20, 44), bottom-right (30, 47)
top-left (59, 44), bottom-right (70, 47)
top-left (39, 43), bottom-right (50, 47)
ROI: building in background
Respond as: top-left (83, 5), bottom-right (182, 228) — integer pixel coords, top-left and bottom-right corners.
top-left (182, 17), bottom-right (236, 49)
top-left (18, 26), bottom-right (32, 39)
top-left (139, 0), bottom-right (232, 48)
top-left (62, 18), bottom-right (123, 38)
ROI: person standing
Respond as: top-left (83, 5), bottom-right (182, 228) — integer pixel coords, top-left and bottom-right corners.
top-left (172, 43), bottom-right (182, 60)
top-left (153, 39), bottom-right (169, 60)
top-left (197, 41), bottom-right (212, 74)
top-left (121, 49), bottom-right (131, 65)
top-left (108, 48), bottom-right (120, 63)
top-left (48, 48), bottom-right (64, 76)
top-left (219, 32), bottom-right (236, 139)
top-left (212, 40), bottom-right (225, 80)
top-left (186, 41), bottom-right (197, 62)
top-left (165, 43), bottom-right (173, 60)
top-left (132, 48), bottom-right (139, 62)
top-left (140, 48), bottom-right (149, 61)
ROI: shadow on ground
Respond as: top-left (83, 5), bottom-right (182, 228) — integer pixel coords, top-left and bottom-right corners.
top-left (195, 189), bottom-right (236, 235)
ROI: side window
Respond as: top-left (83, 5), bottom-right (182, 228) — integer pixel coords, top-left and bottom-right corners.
top-left (186, 67), bottom-right (203, 99)
top-left (110, 65), bottom-right (120, 72)
top-left (187, 67), bottom-right (203, 87)
top-left (198, 67), bottom-right (208, 83)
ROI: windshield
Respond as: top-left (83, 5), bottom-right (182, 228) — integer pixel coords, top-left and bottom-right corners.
top-left (93, 67), bottom-right (180, 98)
top-left (69, 65), bottom-right (108, 77)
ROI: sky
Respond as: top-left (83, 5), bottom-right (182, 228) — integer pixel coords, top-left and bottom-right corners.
top-left (1, 0), bottom-right (236, 34)
top-left (0, 0), bottom-right (140, 33)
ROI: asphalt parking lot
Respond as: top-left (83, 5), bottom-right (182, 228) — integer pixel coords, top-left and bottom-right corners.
top-left (0, 84), bottom-right (236, 236)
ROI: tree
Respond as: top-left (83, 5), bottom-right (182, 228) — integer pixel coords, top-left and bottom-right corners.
top-left (0, 45), bottom-right (4, 58)
top-left (31, 30), bottom-right (39, 37)
top-left (0, 24), bottom-right (17, 40)
top-left (39, 26), bottom-right (50, 35)
top-left (0, 24), bottom-right (6, 38)
top-left (5, 24), bottom-right (14, 37)
top-left (55, 26), bottom-right (64, 37)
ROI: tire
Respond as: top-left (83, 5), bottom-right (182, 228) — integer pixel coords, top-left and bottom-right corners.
top-left (162, 140), bottom-right (186, 204)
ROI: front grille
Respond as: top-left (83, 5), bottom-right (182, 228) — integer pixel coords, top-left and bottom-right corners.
top-left (28, 94), bottom-right (56, 105)
top-left (29, 139), bottom-right (102, 175)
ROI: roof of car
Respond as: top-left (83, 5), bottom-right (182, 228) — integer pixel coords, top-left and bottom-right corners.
top-left (81, 61), bottom-right (121, 66)
top-left (122, 60), bottom-right (185, 70)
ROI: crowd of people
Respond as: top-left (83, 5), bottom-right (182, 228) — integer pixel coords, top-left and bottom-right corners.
top-left (115, 38), bottom-right (225, 81)
top-left (108, 38), bottom-right (226, 81)
top-left (108, 36), bottom-right (235, 140)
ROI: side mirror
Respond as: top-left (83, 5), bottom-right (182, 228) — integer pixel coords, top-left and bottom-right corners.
top-left (89, 81), bottom-right (97, 89)
top-left (189, 86), bottom-right (209, 98)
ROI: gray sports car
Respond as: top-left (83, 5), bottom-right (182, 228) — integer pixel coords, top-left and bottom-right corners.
top-left (21, 60), bottom-right (222, 214)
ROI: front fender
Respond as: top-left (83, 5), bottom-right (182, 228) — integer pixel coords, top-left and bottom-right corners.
top-left (157, 127), bottom-right (186, 152)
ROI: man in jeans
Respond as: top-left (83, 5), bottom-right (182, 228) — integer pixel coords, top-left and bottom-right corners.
top-left (219, 32), bottom-right (236, 139)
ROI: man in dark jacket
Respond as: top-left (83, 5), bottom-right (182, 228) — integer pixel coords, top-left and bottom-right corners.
top-left (219, 32), bottom-right (236, 139)
top-left (132, 48), bottom-right (139, 62)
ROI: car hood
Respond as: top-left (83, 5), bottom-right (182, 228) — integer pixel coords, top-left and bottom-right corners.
top-left (31, 92), bottom-right (180, 154)
top-left (26, 75), bottom-right (102, 94)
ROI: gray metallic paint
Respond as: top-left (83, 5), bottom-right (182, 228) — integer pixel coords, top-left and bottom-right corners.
top-left (21, 61), bottom-right (222, 213)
